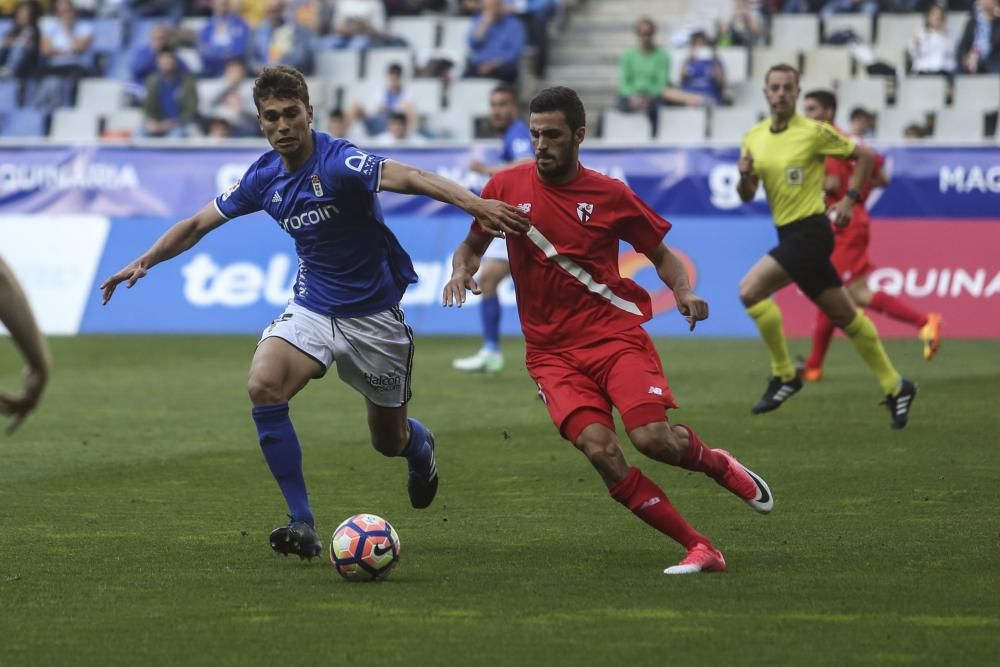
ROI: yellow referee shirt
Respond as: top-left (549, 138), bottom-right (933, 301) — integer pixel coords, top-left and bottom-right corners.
top-left (741, 114), bottom-right (856, 227)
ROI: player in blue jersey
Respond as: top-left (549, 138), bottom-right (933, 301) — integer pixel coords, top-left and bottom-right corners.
top-left (100, 66), bottom-right (529, 560)
top-left (454, 83), bottom-right (535, 374)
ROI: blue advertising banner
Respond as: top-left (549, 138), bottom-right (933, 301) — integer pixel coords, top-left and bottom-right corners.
top-left (1, 144), bottom-right (998, 219)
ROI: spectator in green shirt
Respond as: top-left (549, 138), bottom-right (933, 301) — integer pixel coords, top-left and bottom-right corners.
top-left (617, 17), bottom-right (707, 133)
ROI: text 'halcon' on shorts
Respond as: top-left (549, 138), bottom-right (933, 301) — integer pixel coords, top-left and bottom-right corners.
top-left (258, 301), bottom-right (414, 408)
top-left (768, 213), bottom-right (843, 300)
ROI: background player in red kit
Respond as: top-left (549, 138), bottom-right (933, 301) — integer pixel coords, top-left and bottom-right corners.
top-left (443, 87), bottom-right (773, 575)
top-left (800, 90), bottom-right (942, 381)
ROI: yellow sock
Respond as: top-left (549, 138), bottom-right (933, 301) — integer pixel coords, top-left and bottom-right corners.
top-left (843, 311), bottom-right (902, 395)
top-left (747, 299), bottom-right (795, 381)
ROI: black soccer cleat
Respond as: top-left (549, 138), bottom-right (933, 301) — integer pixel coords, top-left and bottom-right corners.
top-left (882, 378), bottom-right (917, 430)
top-left (269, 518), bottom-right (322, 560)
top-left (407, 429), bottom-right (438, 510)
top-left (751, 374), bottom-right (804, 414)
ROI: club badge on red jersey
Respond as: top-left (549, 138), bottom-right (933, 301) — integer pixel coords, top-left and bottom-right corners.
top-left (577, 202), bottom-right (594, 223)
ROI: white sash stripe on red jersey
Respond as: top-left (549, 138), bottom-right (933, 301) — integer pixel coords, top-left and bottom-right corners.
top-left (525, 226), bottom-right (643, 316)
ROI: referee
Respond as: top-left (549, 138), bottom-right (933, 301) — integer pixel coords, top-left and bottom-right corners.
top-left (735, 63), bottom-right (916, 429)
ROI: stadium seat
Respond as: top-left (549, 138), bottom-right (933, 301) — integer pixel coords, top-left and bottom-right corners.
top-left (875, 13), bottom-right (924, 52)
top-left (450, 78), bottom-right (500, 118)
top-left (837, 77), bottom-right (888, 125)
top-left (871, 46), bottom-right (906, 73)
top-left (802, 47), bottom-right (854, 81)
top-left (875, 107), bottom-right (928, 140)
top-left (438, 16), bottom-right (472, 62)
top-left (953, 75), bottom-right (1000, 112)
top-left (0, 109), bottom-right (46, 137)
top-left (750, 48), bottom-right (800, 82)
top-left (49, 108), bottom-right (100, 140)
top-left (602, 109), bottom-right (652, 141)
top-left (798, 76), bottom-right (837, 95)
top-left (711, 106), bottom-right (759, 142)
top-left (76, 78), bottom-right (125, 114)
top-left (365, 47), bottom-right (414, 81)
top-left (895, 76), bottom-right (948, 110)
top-left (823, 14), bottom-right (873, 44)
top-left (387, 16), bottom-right (438, 66)
top-left (729, 81), bottom-right (771, 116)
top-left (303, 78), bottom-right (330, 111)
top-left (341, 79), bottom-right (387, 115)
top-left (656, 107), bottom-right (707, 144)
top-left (718, 47), bottom-right (749, 85)
top-left (179, 16), bottom-right (208, 38)
top-left (129, 18), bottom-right (166, 49)
top-left (770, 15), bottom-right (820, 50)
top-left (424, 108), bottom-right (473, 141)
top-left (316, 51), bottom-right (362, 85)
top-left (933, 109), bottom-right (986, 141)
top-left (0, 18), bottom-right (14, 39)
top-left (407, 78), bottom-right (444, 115)
top-left (103, 108), bottom-right (144, 136)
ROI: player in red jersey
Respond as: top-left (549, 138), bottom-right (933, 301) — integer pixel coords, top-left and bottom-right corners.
top-left (799, 90), bottom-right (942, 381)
top-left (443, 87), bottom-right (773, 575)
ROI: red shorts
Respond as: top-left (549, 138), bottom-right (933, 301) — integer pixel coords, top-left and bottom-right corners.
top-left (831, 221), bottom-right (874, 284)
top-left (525, 328), bottom-right (678, 443)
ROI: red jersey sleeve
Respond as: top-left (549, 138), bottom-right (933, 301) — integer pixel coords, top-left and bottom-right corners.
top-left (469, 178), bottom-right (498, 237)
top-left (612, 186), bottom-right (671, 255)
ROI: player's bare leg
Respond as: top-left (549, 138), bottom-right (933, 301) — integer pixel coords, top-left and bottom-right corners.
top-left (368, 401), bottom-right (438, 509)
top-left (453, 258), bottom-right (508, 373)
top-left (847, 276), bottom-right (942, 361)
top-left (628, 421), bottom-right (773, 514)
top-left (740, 256), bottom-right (803, 413)
top-left (249, 338), bottom-right (325, 559)
top-left (813, 286), bottom-right (918, 428)
top-left (571, 420), bottom-right (725, 574)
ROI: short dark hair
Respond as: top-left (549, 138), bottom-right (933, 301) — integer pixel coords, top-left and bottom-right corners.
top-left (635, 17), bottom-right (655, 35)
top-left (529, 86), bottom-right (586, 132)
top-left (253, 65), bottom-right (310, 112)
top-left (328, 108), bottom-right (344, 121)
top-left (387, 62), bottom-right (403, 76)
top-left (849, 106), bottom-right (873, 121)
top-left (765, 63), bottom-right (800, 86)
top-left (804, 89), bottom-right (837, 116)
top-left (491, 82), bottom-right (518, 101)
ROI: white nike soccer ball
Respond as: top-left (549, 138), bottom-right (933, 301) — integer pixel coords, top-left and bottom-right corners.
top-left (329, 513), bottom-right (401, 581)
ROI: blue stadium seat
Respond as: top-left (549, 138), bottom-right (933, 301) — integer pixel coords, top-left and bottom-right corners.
top-left (1, 109), bottom-right (47, 138)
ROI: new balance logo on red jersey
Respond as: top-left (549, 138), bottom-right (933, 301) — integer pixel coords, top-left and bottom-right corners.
top-left (577, 202), bottom-right (594, 223)
top-left (648, 386), bottom-right (663, 396)
top-left (516, 202), bottom-right (532, 214)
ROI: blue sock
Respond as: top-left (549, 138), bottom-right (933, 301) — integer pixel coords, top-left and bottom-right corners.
top-left (400, 418), bottom-right (433, 471)
top-left (252, 403), bottom-right (314, 527)
top-left (481, 295), bottom-right (501, 354)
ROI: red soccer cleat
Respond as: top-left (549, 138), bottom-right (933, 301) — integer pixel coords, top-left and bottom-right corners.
top-left (715, 450), bottom-right (774, 514)
top-left (663, 543), bottom-right (727, 575)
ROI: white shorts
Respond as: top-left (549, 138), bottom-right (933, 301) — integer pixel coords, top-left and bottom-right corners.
top-left (483, 237), bottom-right (509, 262)
top-left (259, 302), bottom-right (414, 407)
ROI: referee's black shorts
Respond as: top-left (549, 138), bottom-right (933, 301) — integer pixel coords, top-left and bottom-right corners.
top-left (768, 214), bottom-right (842, 300)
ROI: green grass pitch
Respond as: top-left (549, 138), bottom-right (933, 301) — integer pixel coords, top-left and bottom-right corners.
top-left (1, 335), bottom-right (998, 666)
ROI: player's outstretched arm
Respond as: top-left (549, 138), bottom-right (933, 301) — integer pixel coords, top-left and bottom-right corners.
top-left (378, 160), bottom-right (529, 237)
top-left (830, 145), bottom-right (876, 228)
top-left (442, 231), bottom-right (492, 308)
top-left (645, 243), bottom-right (709, 331)
top-left (0, 256), bottom-right (52, 435)
top-left (100, 201), bottom-right (228, 304)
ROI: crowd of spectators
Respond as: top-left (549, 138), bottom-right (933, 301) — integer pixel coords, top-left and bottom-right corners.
top-left (0, 0), bottom-right (560, 139)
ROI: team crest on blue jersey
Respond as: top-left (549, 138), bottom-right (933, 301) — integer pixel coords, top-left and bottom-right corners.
top-left (221, 178), bottom-right (241, 201)
top-left (311, 175), bottom-right (324, 197)
top-left (577, 202), bottom-right (594, 223)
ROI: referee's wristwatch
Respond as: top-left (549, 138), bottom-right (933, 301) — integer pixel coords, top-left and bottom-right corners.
top-left (846, 188), bottom-right (862, 203)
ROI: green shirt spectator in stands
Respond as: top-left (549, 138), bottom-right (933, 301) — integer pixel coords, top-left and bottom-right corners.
top-left (618, 21), bottom-right (669, 98)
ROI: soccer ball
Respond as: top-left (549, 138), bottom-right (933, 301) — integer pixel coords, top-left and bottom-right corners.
top-left (329, 513), bottom-right (401, 581)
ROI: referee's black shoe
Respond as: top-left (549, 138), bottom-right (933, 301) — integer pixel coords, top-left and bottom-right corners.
top-left (881, 379), bottom-right (917, 429)
top-left (751, 374), bottom-right (803, 414)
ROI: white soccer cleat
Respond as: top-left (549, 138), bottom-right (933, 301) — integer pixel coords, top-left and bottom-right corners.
top-left (452, 349), bottom-right (503, 373)
top-left (715, 450), bottom-right (774, 514)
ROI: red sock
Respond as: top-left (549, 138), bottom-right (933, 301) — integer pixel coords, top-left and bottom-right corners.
top-left (676, 424), bottom-right (728, 478)
top-left (869, 292), bottom-right (928, 328)
top-left (609, 467), bottom-right (710, 550)
top-left (805, 310), bottom-right (835, 370)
